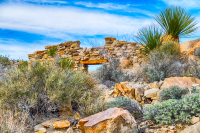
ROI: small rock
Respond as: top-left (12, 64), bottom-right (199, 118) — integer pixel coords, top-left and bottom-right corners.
top-left (66, 127), bottom-right (74, 133)
top-left (41, 118), bottom-right (60, 128)
top-left (53, 120), bottom-right (70, 129)
top-left (144, 88), bottom-right (160, 99)
top-left (150, 81), bottom-right (160, 88)
top-left (160, 127), bottom-right (168, 133)
top-left (191, 116), bottom-right (200, 124)
top-left (34, 124), bottom-right (47, 132)
top-left (36, 131), bottom-right (45, 133)
top-left (74, 112), bottom-right (80, 120)
top-left (168, 126), bottom-right (175, 130)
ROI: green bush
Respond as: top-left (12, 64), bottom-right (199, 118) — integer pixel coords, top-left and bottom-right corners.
top-left (194, 48), bottom-right (200, 58)
top-left (158, 41), bottom-right (180, 56)
top-left (187, 59), bottom-right (200, 79)
top-left (139, 51), bottom-right (181, 82)
top-left (0, 55), bottom-right (10, 67)
top-left (18, 60), bottom-right (28, 72)
top-left (191, 86), bottom-right (200, 93)
top-left (47, 47), bottom-right (57, 57)
top-left (107, 96), bottom-right (142, 118)
top-left (159, 86), bottom-right (188, 101)
top-left (144, 93), bottom-right (200, 124)
top-left (57, 58), bottom-right (75, 69)
top-left (135, 25), bottom-right (163, 55)
top-left (0, 61), bottom-right (95, 121)
top-left (94, 59), bottom-right (130, 87)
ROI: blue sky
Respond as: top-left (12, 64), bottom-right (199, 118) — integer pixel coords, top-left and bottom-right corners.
top-left (1, 0), bottom-right (200, 71)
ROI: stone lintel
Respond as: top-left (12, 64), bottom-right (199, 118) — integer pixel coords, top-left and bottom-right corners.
top-left (80, 60), bottom-right (108, 65)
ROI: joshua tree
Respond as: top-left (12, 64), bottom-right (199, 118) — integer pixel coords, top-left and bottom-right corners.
top-left (135, 25), bottom-right (163, 55)
top-left (154, 6), bottom-right (198, 43)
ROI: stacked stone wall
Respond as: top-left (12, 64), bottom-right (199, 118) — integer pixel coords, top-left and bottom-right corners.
top-left (28, 37), bottom-right (143, 71)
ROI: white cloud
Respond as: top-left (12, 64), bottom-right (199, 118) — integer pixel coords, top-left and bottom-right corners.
top-left (74, 2), bottom-right (131, 10)
top-left (0, 3), bottom-right (153, 39)
top-left (7, 0), bottom-right (68, 4)
top-left (0, 39), bottom-right (50, 60)
top-left (162, 0), bottom-right (200, 9)
top-left (74, 2), bottom-right (153, 16)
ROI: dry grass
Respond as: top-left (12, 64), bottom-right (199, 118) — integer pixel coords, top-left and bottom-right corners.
top-left (78, 90), bottom-right (107, 117)
top-left (0, 108), bottom-right (29, 133)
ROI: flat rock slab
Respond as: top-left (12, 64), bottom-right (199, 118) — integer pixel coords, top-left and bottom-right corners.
top-left (160, 77), bottom-right (200, 89)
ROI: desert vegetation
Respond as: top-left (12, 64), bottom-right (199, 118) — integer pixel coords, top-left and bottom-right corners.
top-left (1, 5), bottom-right (200, 133)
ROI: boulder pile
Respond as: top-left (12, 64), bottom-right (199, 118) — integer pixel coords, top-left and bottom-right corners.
top-left (110, 77), bottom-right (200, 104)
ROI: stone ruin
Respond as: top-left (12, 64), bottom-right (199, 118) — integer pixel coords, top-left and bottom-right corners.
top-left (28, 37), bottom-right (143, 72)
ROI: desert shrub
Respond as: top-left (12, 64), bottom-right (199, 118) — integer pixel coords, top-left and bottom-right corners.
top-left (0, 55), bottom-right (10, 67)
top-left (159, 86), bottom-right (188, 101)
top-left (135, 25), bottom-right (163, 55)
top-left (139, 51), bottom-right (181, 82)
top-left (186, 59), bottom-right (200, 79)
top-left (18, 60), bottom-right (28, 72)
top-left (94, 59), bottom-right (131, 87)
top-left (107, 96), bottom-right (143, 118)
top-left (78, 90), bottom-right (107, 117)
top-left (194, 48), bottom-right (200, 58)
top-left (0, 61), bottom-right (95, 128)
top-left (144, 93), bottom-right (200, 124)
top-left (57, 58), bottom-right (75, 69)
top-left (191, 86), bottom-right (200, 93)
top-left (47, 47), bottom-right (57, 57)
top-left (158, 41), bottom-right (180, 56)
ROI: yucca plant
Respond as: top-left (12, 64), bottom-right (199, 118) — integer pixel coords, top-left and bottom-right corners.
top-left (135, 25), bottom-right (163, 55)
top-left (154, 6), bottom-right (198, 43)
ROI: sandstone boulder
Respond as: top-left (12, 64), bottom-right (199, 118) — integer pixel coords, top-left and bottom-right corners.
top-left (78, 107), bottom-right (138, 133)
top-left (160, 77), bottom-right (200, 89)
top-left (180, 38), bottom-right (200, 54)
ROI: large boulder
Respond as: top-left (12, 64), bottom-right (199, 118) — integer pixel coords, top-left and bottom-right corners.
top-left (160, 77), bottom-right (200, 89)
top-left (180, 38), bottom-right (200, 54)
top-left (78, 107), bottom-right (138, 133)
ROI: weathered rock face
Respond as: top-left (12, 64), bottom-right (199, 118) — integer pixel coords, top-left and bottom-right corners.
top-left (160, 77), bottom-right (200, 89)
top-left (180, 38), bottom-right (200, 54)
top-left (180, 121), bottom-right (200, 133)
top-left (78, 107), bottom-right (138, 133)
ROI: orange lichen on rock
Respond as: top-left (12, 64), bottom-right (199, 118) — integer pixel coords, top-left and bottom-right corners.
top-left (53, 120), bottom-right (70, 129)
